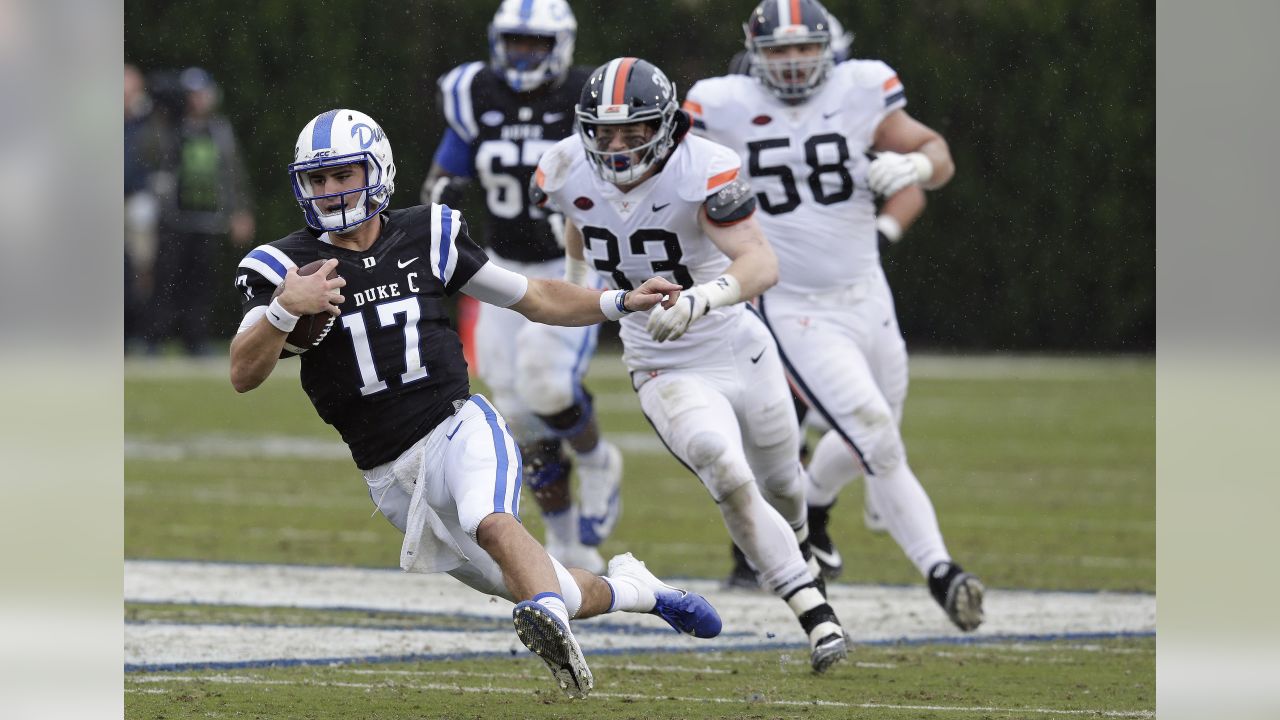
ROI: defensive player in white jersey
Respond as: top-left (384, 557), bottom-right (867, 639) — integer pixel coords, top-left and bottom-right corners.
top-left (684, 0), bottom-right (985, 632)
top-left (421, 0), bottom-right (619, 574)
top-left (230, 108), bottom-right (722, 699)
top-left (532, 57), bottom-right (848, 672)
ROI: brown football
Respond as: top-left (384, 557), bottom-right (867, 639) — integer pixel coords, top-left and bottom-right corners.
top-left (272, 259), bottom-right (338, 355)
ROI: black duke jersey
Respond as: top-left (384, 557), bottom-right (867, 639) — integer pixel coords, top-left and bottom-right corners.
top-left (437, 63), bottom-right (593, 263)
top-left (235, 204), bottom-right (489, 470)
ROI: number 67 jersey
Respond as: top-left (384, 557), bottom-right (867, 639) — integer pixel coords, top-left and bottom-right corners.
top-left (534, 132), bottom-right (747, 371)
top-left (684, 60), bottom-right (907, 294)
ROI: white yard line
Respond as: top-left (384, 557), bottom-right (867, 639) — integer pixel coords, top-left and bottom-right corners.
top-left (124, 560), bottom-right (1154, 670)
top-left (124, 675), bottom-right (1153, 717)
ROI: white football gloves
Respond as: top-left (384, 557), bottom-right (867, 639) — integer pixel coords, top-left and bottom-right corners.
top-left (867, 151), bottom-right (933, 197)
top-left (645, 275), bottom-right (742, 342)
top-left (646, 288), bottom-right (710, 342)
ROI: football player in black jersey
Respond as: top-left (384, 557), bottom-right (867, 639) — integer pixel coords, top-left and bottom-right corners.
top-left (419, 0), bottom-right (621, 573)
top-left (230, 108), bottom-right (722, 699)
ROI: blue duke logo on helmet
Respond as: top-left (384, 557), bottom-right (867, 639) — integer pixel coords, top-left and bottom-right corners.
top-left (289, 109), bottom-right (397, 233)
top-left (489, 0), bottom-right (577, 92)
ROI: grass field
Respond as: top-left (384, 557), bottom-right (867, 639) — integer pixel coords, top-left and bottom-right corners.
top-left (124, 352), bottom-right (1155, 718)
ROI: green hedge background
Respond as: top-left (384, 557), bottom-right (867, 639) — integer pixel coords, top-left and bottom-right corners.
top-left (125, 0), bottom-right (1154, 351)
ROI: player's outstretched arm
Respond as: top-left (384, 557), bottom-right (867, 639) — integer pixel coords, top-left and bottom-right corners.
top-left (514, 276), bottom-right (682, 327)
top-left (230, 259), bottom-right (345, 393)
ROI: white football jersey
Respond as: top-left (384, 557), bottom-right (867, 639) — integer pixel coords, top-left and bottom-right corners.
top-left (685, 60), bottom-right (907, 294)
top-left (536, 133), bottom-right (745, 371)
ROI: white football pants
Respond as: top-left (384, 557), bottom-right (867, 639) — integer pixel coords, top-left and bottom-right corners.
top-left (758, 267), bottom-right (950, 575)
top-left (632, 312), bottom-right (811, 597)
top-left (362, 394), bottom-right (583, 615)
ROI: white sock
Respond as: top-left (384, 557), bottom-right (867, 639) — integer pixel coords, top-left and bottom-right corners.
top-left (602, 575), bottom-right (656, 613)
top-left (532, 592), bottom-right (570, 626)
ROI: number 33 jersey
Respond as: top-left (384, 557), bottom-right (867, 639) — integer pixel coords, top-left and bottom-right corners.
top-left (234, 204), bottom-right (489, 470)
top-left (685, 60), bottom-right (907, 294)
top-left (535, 133), bottom-right (745, 371)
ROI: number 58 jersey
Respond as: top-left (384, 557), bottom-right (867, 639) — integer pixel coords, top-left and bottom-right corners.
top-left (535, 133), bottom-right (746, 371)
top-left (685, 60), bottom-right (908, 294)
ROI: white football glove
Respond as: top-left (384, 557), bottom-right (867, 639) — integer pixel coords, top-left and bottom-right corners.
top-left (867, 151), bottom-right (933, 197)
top-left (646, 287), bottom-right (711, 342)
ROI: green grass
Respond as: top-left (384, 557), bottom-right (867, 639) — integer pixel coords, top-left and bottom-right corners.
top-left (125, 354), bottom-right (1154, 591)
top-left (124, 353), bottom-right (1154, 719)
top-left (124, 637), bottom-right (1155, 719)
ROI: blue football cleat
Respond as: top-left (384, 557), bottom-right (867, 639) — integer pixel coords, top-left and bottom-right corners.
top-left (608, 552), bottom-right (722, 639)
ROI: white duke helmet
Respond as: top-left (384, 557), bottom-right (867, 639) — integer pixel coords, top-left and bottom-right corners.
top-left (289, 109), bottom-right (397, 233)
top-left (489, 0), bottom-right (577, 92)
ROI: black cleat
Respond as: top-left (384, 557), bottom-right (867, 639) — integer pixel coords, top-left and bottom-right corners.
top-left (928, 561), bottom-right (986, 632)
top-left (807, 503), bottom-right (844, 581)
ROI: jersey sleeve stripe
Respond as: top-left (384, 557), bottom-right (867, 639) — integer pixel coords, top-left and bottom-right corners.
top-left (535, 166), bottom-right (546, 189)
top-left (707, 167), bottom-right (739, 191)
top-left (238, 246), bottom-right (296, 285)
top-left (441, 62), bottom-right (483, 143)
top-left (884, 90), bottom-right (906, 108)
top-left (431, 204), bottom-right (463, 285)
top-left (682, 99), bottom-right (703, 118)
top-left (882, 75), bottom-right (902, 92)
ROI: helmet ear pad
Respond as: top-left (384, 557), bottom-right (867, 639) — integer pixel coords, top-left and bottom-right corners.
top-left (670, 109), bottom-right (693, 145)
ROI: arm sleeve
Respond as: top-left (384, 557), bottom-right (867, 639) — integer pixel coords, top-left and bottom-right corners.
top-left (431, 126), bottom-right (476, 178)
top-left (460, 261), bottom-right (530, 307)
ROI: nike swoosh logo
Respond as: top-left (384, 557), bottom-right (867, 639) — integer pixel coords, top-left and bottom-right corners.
top-left (543, 111), bottom-right (567, 123)
top-left (822, 109), bottom-right (842, 119)
top-left (652, 202), bottom-right (670, 212)
top-left (446, 422), bottom-right (463, 441)
top-left (810, 544), bottom-right (843, 568)
top-left (397, 257), bottom-right (419, 269)
top-left (750, 347), bottom-right (767, 363)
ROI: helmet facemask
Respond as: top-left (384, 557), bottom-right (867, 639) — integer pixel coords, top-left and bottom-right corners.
top-left (290, 155), bottom-right (386, 234)
top-left (748, 32), bottom-right (834, 101)
top-left (488, 0), bottom-right (577, 92)
top-left (577, 112), bottom-right (675, 186)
